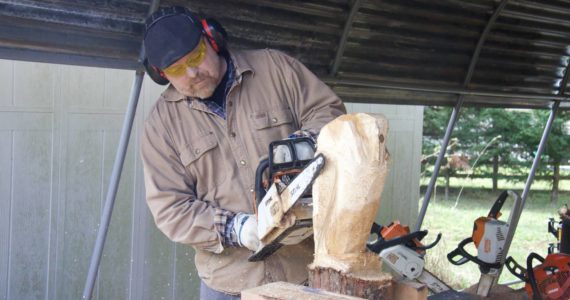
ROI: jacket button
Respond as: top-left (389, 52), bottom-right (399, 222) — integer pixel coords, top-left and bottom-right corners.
top-left (240, 160), bottom-right (246, 166)
top-left (195, 149), bottom-right (200, 154)
top-left (228, 101), bottom-right (233, 107)
top-left (230, 132), bottom-right (236, 137)
top-left (271, 118), bottom-right (278, 123)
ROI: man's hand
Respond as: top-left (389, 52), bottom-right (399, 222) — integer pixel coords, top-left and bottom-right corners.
top-left (231, 213), bottom-right (260, 251)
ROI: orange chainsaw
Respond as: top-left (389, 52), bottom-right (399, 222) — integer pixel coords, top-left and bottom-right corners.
top-left (447, 190), bottom-right (523, 297)
top-left (505, 204), bottom-right (570, 300)
top-left (505, 252), bottom-right (570, 300)
top-left (367, 221), bottom-right (454, 294)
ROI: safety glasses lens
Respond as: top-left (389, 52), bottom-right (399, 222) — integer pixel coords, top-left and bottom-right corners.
top-left (163, 39), bottom-right (206, 77)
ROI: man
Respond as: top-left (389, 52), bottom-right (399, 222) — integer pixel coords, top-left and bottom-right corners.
top-left (140, 6), bottom-right (346, 299)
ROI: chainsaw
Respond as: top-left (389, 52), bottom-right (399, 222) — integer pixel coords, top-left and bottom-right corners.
top-left (547, 204), bottom-right (570, 255)
top-left (366, 221), bottom-right (454, 294)
top-left (447, 190), bottom-right (523, 297)
top-left (248, 137), bottom-right (324, 262)
top-left (505, 252), bottom-right (570, 300)
top-left (504, 204), bottom-right (570, 300)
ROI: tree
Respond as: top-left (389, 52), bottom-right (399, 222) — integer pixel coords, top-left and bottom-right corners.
top-left (423, 106), bottom-right (570, 202)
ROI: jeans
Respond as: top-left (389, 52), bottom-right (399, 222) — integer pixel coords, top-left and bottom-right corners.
top-left (200, 281), bottom-right (241, 300)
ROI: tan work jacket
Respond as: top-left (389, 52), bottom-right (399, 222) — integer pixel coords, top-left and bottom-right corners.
top-left (141, 48), bottom-right (346, 294)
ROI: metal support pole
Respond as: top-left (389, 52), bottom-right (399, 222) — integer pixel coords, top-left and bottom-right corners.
top-left (82, 2), bottom-right (160, 298)
top-left (414, 0), bottom-right (509, 231)
top-left (495, 100), bottom-right (560, 282)
top-left (82, 69), bottom-right (144, 299)
top-left (506, 102), bottom-right (560, 252)
top-left (330, 0), bottom-right (361, 76)
top-left (415, 97), bottom-right (464, 231)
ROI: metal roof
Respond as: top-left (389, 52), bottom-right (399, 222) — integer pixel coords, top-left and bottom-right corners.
top-left (1, 0), bottom-right (570, 108)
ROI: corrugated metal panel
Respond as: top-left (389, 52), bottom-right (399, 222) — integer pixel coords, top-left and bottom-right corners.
top-left (1, 0), bottom-right (570, 107)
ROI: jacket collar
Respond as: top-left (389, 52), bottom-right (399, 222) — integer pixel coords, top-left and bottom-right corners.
top-left (161, 49), bottom-right (254, 103)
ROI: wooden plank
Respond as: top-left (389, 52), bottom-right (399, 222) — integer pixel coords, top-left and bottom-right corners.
top-left (241, 281), bottom-right (366, 300)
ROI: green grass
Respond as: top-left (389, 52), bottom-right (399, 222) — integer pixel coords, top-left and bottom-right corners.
top-left (420, 186), bottom-right (569, 290)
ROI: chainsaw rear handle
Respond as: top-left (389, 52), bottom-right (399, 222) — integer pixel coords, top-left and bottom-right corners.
top-left (254, 157), bottom-right (270, 207)
top-left (367, 223), bottom-right (428, 254)
top-left (527, 252), bottom-right (546, 300)
top-left (447, 237), bottom-right (502, 271)
top-left (447, 237), bottom-right (473, 266)
top-left (505, 256), bottom-right (527, 282)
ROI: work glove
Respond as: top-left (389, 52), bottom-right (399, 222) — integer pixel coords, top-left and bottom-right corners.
top-left (230, 213), bottom-right (260, 251)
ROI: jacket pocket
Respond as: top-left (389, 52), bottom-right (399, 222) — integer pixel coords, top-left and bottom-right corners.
top-left (251, 108), bottom-right (294, 130)
top-left (250, 108), bottom-right (296, 147)
top-left (179, 131), bottom-right (227, 189)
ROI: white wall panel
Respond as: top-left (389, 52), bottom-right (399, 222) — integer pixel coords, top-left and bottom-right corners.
top-left (0, 129), bottom-right (11, 299)
top-left (10, 129), bottom-right (52, 299)
top-left (13, 61), bottom-right (55, 109)
top-left (60, 65), bottom-right (105, 110)
top-left (103, 68), bottom-right (133, 110)
top-left (347, 104), bottom-right (423, 227)
top-left (0, 60), bottom-right (13, 107)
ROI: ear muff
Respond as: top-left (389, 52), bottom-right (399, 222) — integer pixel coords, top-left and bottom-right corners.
top-left (143, 58), bottom-right (169, 86)
top-left (143, 6), bottom-right (228, 85)
top-left (201, 18), bottom-right (227, 53)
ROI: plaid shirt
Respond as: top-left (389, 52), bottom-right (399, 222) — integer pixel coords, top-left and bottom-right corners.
top-left (201, 53), bottom-right (235, 120)
top-left (214, 207), bottom-right (237, 247)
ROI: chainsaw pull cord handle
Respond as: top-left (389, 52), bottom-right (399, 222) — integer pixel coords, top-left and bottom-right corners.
top-left (527, 252), bottom-right (546, 300)
top-left (504, 256), bottom-right (528, 282)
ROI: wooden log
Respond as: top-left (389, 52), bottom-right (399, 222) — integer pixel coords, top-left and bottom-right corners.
top-left (308, 113), bottom-right (392, 299)
top-left (393, 280), bottom-right (427, 300)
top-left (241, 281), bottom-right (366, 300)
top-left (309, 267), bottom-right (393, 300)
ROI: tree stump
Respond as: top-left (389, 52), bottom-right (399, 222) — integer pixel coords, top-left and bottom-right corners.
top-left (308, 113), bottom-right (392, 300)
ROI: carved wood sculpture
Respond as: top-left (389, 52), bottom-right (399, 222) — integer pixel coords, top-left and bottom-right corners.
top-left (308, 113), bottom-right (392, 299)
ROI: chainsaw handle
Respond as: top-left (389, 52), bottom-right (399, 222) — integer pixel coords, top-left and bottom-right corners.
top-left (488, 190), bottom-right (509, 219)
top-left (370, 222), bottom-right (383, 236)
top-left (505, 256), bottom-right (527, 282)
top-left (447, 237), bottom-right (473, 265)
top-left (447, 237), bottom-right (502, 271)
top-left (527, 252), bottom-right (546, 300)
top-left (414, 232), bottom-right (442, 251)
top-left (367, 230), bottom-right (428, 254)
top-left (254, 157), bottom-right (270, 207)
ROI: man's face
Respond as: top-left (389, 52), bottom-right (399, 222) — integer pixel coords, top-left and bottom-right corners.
top-left (163, 37), bottom-right (227, 99)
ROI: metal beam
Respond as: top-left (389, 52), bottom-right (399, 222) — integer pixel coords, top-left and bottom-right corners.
top-left (415, 0), bottom-right (510, 231)
top-left (81, 0), bottom-right (160, 299)
top-left (324, 78), bottom-right (570, 102)
top-left (329, 0), bottom-right (362, 76)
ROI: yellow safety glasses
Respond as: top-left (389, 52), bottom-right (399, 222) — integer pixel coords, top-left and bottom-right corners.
top-left (163, 39), bottom-right (207, 77)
